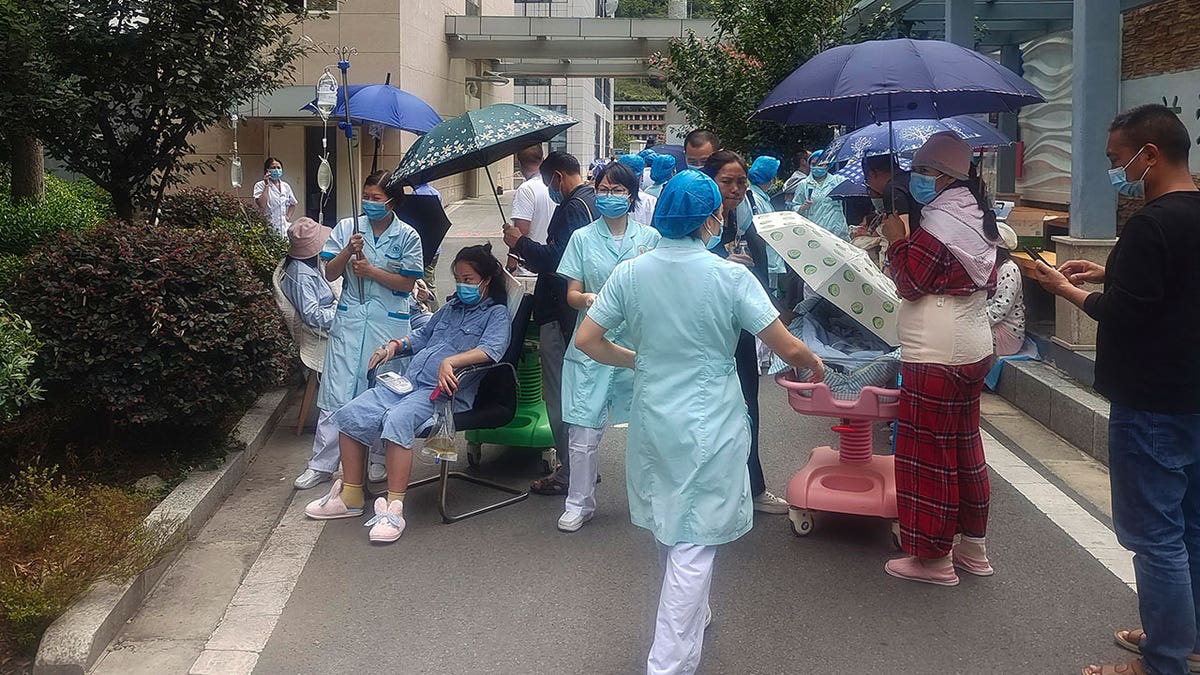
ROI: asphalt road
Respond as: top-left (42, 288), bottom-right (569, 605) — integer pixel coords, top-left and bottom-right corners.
top-left (254, 196), bottom-right (1139, 675)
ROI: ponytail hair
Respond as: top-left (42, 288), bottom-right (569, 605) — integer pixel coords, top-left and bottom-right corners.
top-left (966, 163), bottom-right (999, 242)
top-left (451, 243), bottom-right (507, 306)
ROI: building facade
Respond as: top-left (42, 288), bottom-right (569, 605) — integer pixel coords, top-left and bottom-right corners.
top-left (511, 0), bottom-right (615, 164)
top-left (186, 0), bottom-right (516, 221)
top-left (614, 101), bottom-right (667, 147)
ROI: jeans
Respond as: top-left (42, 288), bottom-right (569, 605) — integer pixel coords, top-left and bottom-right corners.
top-left (1109, 404), bottom-right (1200, 675)
top-left (734, 330), bottom-right (766, 496)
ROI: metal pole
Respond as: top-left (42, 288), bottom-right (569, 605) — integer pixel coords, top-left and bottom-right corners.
top-left (888, 93), bottom-right (896, 215)
top-left (338, 52), bottom-right (364, 298)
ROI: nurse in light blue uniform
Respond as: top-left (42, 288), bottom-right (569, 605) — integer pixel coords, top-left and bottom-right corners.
top-left (746, 156), bottom-right (787, 281)
top-left (644, 153), bottom-right (676, 199)
top-left (791, 149), bottom-right (849, 240)
top-left (556, 161), bottom-right (660, 533)
top-left (317, 171), bottom-right (425, 426)
top-left (575, 170), bottom-right (824, 675)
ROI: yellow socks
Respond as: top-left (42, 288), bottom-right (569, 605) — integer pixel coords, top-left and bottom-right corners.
top-left (387, 491), bottom-right (406, 503)
top-left (341, 482), bottom-right (364, 509)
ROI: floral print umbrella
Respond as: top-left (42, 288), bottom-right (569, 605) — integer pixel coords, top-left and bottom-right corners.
top-left (389, 103), bottom-right (577, 190)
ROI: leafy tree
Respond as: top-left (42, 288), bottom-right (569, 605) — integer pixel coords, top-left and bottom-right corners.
top-left (616, 0), bottom-right (715, 19)
top-left (613, 124), bottom-right (635, 152)
top-left (0, 0), bottom-right (315, 221)
top-left (615, 78), bottom-right (668, 102)
top-left (651, 0), bottom-right (865, 162)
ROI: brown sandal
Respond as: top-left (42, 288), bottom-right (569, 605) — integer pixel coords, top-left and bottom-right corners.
top-left (1114, 627), bottom-right (1200, 672)
top-left (1081, 660), bottom-right (1146, 675)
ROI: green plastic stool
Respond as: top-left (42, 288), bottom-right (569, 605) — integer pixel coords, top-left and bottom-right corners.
top-left (465, 326), bottom-right (555, 469)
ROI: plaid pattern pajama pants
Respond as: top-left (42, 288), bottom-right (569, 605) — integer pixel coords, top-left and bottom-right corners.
top-left (895, 359), bottom-right (993, 559)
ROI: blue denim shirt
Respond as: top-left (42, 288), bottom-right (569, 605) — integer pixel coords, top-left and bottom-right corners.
top-left (404, 296), bottom-right (511, 408)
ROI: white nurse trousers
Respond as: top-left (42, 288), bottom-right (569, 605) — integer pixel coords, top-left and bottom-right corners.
top-left (565, 425), bottom-right (605, 516)
top-left (307, 409), bottom-right (385, 474)
top-left (646, 543), bottom-right (715, 675)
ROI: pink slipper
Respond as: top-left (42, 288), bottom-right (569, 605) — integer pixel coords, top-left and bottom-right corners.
top-left (304, 479), bottom-right (363, 520)
top-left (364, 497), bottom-right (406, 543)
top-left (885, 555), bottom-right (960, 586)
top-left (952, 547), bottom-right (995, 576)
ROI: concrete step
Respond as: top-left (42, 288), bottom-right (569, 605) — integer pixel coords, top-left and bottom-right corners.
top-left (981, 392), bottom-right (1112, 520)
top-left (994, 359), bottom-right (1110, 467)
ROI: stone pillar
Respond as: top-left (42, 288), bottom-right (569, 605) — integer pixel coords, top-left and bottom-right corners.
top-left (1069, 0), bottom-right (1120, 239)
top-left (997, 44), bottom-right (1021, 194)
top-left (1050, 235), bottom-right (1118, 350)
top-left (945, 0), bottom-right (975, 48)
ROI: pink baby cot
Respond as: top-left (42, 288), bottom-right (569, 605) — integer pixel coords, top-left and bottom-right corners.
top-left (774, 372), bottom-right (901, 544)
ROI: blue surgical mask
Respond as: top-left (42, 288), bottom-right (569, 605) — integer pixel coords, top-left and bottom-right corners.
top-left (456, 282), bottom-right (482, 305)
top-left (705, 217), bottom-right (724, 250)
top-left (595, 194), bottom-right (630, 218)
top-left (909, 172), bottom-right (940, 205)
top-left (811, 166), bottom-right (829, 180)
top-left (269, 168), bottom-right (283, 180)
top-left (362, 199), bottom-right (390, 221)
top-left (1109, 146), bottom-right (1149, 199)
top-left (548, 175), bottom-right (564, 204)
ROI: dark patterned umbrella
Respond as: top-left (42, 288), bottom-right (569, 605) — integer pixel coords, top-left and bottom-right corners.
top-left (388, 103), bottom-right (577, 219)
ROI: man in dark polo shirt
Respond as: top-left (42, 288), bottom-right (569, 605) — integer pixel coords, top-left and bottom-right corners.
top-left (1037, 104), bottom-right (1200, 675)
top-left (504, 151), bottom-right (596, 495)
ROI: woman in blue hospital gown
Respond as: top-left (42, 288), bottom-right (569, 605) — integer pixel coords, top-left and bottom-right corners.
top-left (304, 244), bottom-right (511, 545)
top-left (575, 170), bottom-right (825, 675)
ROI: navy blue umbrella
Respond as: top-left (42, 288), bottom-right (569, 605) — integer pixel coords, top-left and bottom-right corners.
top-left (753, 39), bottom-right (1044, 127)
top-left (823, 115), bottom-right (1012, 169)
top-left (647, 144), bottom-right (687, 170)
top-left (302, 83), bottom-right (442, 135)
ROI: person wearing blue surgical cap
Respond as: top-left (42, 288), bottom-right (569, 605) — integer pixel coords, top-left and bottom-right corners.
top-left (617, 154), bottom-right (658, 228)
top-left (645, 153), bottom-right (677, 198)
top-left (575, 169), bottom-right (824, 675)
top-left (746, 155), bottom-right (789, 288)
top-left (790, 148), bottom-right (849, 240)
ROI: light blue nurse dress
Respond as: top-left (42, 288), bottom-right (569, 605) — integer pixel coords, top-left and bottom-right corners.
top-left (587, 236), bottom-right (780, 546)
top-left (317, 214), bottom-right (424, 412)
top-left (557, 218), bottom-right (660, 429)
top-left (791, 173), bottom-right (850, 240)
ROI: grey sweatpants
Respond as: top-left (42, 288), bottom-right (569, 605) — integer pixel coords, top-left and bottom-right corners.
top-left (539, 321), bottom-right (570, 478)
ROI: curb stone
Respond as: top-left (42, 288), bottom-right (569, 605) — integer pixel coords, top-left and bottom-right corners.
top-left (32, 387), bottom-right (294, 675)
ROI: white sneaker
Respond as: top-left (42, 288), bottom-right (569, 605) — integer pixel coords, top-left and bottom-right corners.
top-left (293, 468), bottom-right (332, 490)
top-left (556, 510), bottom-right (594, 533)
top-left (365, 497), bottom-right (406, 543)
top-left (367, 462), bottom-right (387, 482)
top-left (752, 490), bottom-right (789, 514)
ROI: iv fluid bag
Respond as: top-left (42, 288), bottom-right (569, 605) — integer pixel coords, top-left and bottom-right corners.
top-left (315, 71), bottom-right (338, 121)
top-left (230, 156), bottom-right (243, 189)
top-left (317, 156), bottom-right (332, 193)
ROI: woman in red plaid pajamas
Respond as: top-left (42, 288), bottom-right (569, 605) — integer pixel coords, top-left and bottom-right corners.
top-left (880, 132), bottom-right (1002, 586)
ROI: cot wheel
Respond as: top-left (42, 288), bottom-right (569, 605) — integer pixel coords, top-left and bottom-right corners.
top-left (467, 443), bottom-right (482, 467)
top-left (789, 508), bottom-right (814, 537)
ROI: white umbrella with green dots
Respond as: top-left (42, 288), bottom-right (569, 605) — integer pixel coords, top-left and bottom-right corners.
top-left (754, 210), bottom-right (901, 347)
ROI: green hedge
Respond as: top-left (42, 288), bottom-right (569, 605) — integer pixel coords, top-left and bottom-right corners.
top-left (0, 300), bottom-right (42, 424)
top-left (0, 173), bottom-right (112, 259)
top-left (10, 222), bottom-right (291, 429)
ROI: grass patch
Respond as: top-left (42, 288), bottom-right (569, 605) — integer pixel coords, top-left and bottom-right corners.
top-left (0, 468), bottom-right (181, 657)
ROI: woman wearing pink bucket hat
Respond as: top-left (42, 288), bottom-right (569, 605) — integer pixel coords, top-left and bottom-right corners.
top-left (281, 217), bottom-right (389, 490)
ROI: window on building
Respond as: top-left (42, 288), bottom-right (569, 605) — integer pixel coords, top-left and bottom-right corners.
top-left (594, 113), bottom-right (602, 161)
top-left (603, 79), bottom-right (611, 107)
top-left (594, 78), bottom-right (603, 102)
top-left (466, 0), bottom-right (480, 16)
top-left (513, 77), bottom-right (551, 87)
top-left (286, 0), bottom-right (336, 12)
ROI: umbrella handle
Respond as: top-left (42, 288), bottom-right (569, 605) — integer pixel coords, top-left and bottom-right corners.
top-left (484, 164), bottom-right (506, 225)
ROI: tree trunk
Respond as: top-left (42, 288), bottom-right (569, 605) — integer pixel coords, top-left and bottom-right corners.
top-left (112, 190), bottom-right (135, 223)
top-left (10, 134), bottom-right (45, 205)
